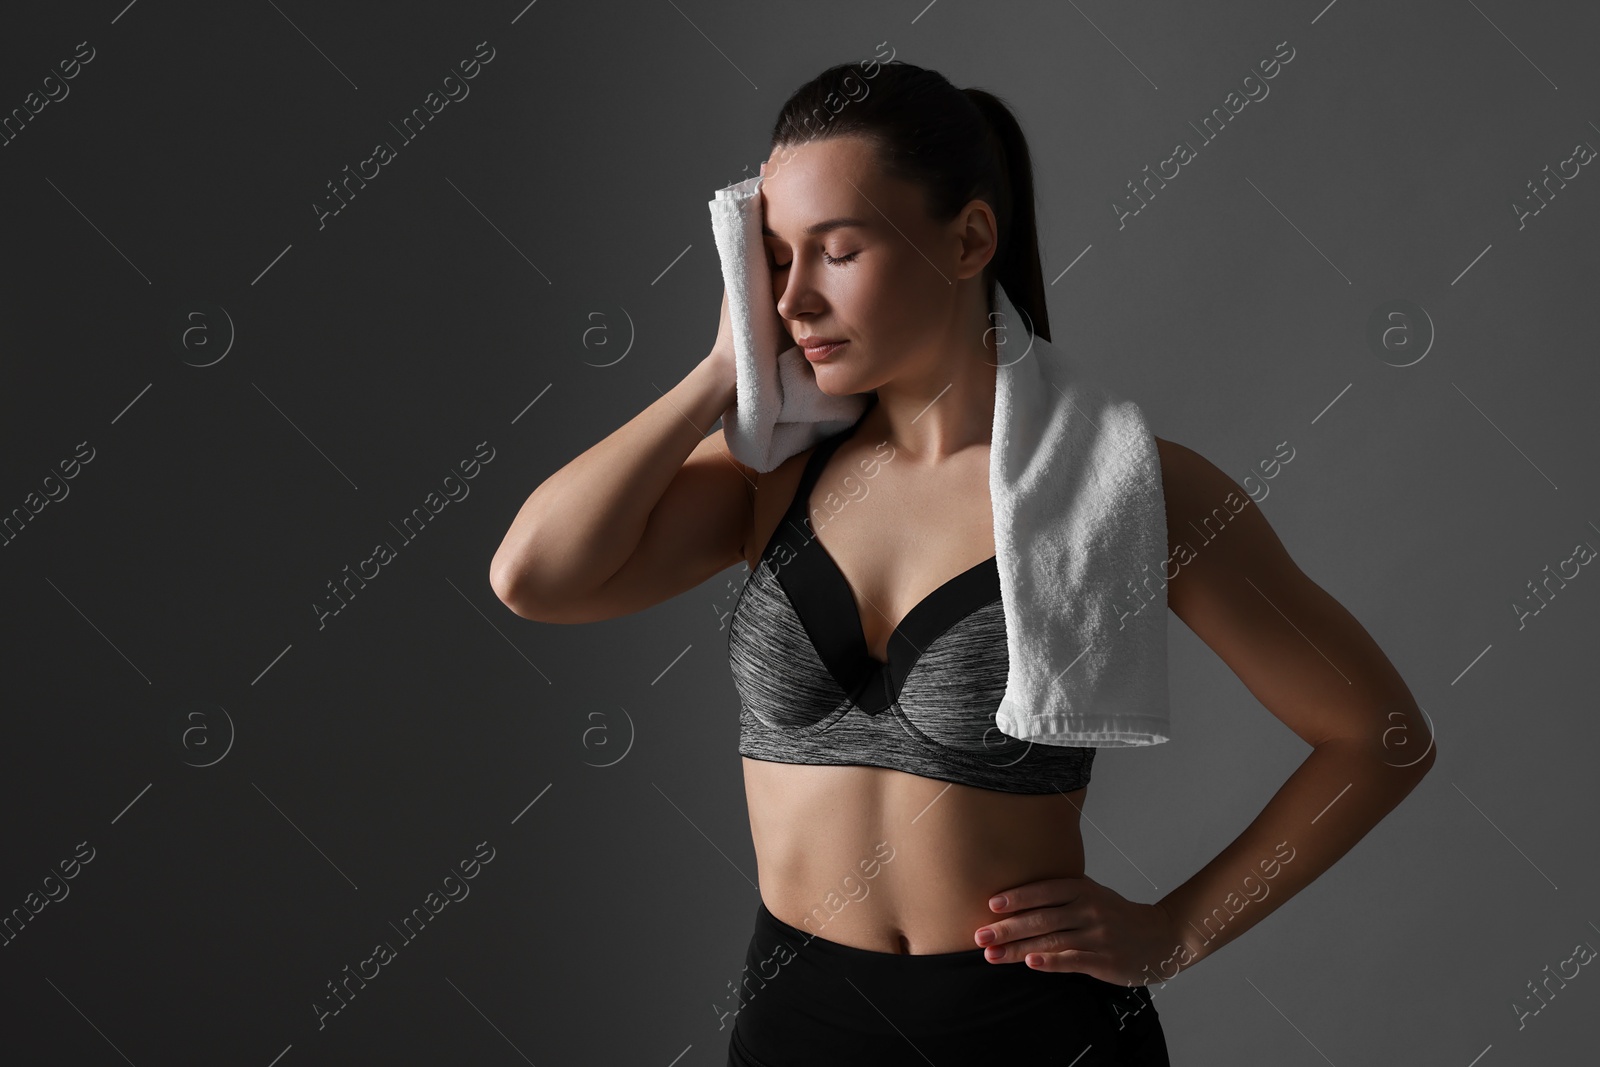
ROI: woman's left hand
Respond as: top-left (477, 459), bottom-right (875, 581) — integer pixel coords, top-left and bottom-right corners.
top-left (974, 875), bottom-right (1185, 987)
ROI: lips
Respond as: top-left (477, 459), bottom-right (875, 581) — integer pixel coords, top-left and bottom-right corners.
top-left (800, 339), bottom-right (848, 362)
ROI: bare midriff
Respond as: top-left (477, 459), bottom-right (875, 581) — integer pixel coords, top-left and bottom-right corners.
top-left (742, 757), bottom-right (1087, 955)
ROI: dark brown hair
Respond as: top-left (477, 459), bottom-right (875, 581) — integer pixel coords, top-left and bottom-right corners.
top-left (769, 60), bottom-right (1050, 342)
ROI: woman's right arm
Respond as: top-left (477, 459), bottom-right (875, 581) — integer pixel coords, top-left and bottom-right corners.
top-left (489, 340), bottom-right (756, 625)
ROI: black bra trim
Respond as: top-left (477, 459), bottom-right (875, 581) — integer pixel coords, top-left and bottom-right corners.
top-left (760, 417), bottom-right (1002, 714)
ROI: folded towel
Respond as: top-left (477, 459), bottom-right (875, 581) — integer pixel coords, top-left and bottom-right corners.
top-left (986, 282), bottom-right (1171, 748)
top-left (708, 176), bottom-right (1170, 747)
top-left (709, 175), bottom-right (869, 473)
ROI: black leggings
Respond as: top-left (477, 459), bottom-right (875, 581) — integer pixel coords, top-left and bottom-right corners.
top-left (726, 899), bottom-right (1171, 1066)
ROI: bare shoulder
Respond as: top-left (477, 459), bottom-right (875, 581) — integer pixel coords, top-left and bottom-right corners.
top-left (1151, 436), bottom-right (1297, 615)
top-left (1152, 436), bottom-right (1243, 520)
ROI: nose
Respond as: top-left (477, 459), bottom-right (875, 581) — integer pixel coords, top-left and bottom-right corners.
top-left (773, 258), bottom-right (816, 322)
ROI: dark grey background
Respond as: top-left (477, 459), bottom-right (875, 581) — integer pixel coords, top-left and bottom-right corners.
top-left (2, 0), bottom-right (1596, 1063)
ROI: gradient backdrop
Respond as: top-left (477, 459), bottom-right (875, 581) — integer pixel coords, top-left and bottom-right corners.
top-left (2, 0), bottom-right (1596, 1063)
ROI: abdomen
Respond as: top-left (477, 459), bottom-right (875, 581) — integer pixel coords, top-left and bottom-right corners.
top-left (742, 758), bottom-right (1088, 954)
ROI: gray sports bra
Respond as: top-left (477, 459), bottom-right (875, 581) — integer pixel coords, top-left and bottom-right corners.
top-left (727, 410), bottom-right (1094, 795)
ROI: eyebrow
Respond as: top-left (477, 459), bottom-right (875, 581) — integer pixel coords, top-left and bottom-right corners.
top-left (761, 216), bottom-right (872, 240)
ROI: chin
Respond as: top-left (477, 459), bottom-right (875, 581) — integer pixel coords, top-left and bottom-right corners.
top-left (804, 362), bottom-right (856, 395)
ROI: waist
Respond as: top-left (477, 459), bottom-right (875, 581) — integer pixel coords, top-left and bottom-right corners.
top-left (743, 758), bottom-right (1087, 954)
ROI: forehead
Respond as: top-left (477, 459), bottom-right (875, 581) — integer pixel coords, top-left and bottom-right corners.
top-left (759, 136), bottom-right (884, 238)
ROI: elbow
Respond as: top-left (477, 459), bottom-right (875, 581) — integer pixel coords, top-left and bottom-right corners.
top-left (491, 533), bottom-right (577, 623)
top-left (490, 519), bottom-right (607, 624)
top-left (1413, 734), bottom-right (1439, 777)
top-left (490, 541), bottom-right (542, 620)
top-left (1383, 728), bottom-right (1438, 788)
top-left (1401, 713), bottom-right (1440, 778)
top-left (1372, 699), bottom-right (1439, 780)
top-left (489, 556), bottom-right (527, 618)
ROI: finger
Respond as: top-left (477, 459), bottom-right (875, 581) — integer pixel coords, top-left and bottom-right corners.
top-left (1021, 948), bottom-right (1102, 975)
top-left (977, 905), bottom-right (1084, 953)
top-left (983, 929), bottom-right (1090, 965)
top-left (989, 876), bottom-right (1083, 912)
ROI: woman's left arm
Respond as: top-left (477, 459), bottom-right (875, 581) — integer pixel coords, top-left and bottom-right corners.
top-left (976, 437), bottom-right (1438, 983)
top-left (1148, 436), bottom-right (1437, 975)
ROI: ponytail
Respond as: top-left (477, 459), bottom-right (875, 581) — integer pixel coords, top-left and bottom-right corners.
top-left (963, 88), bottom-right (1050, 342)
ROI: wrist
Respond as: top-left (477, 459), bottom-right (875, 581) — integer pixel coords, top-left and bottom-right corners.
top-left (683, 350), bottom-right (737, 429)
top-left (702, 347), bottom-right (738, 398)
top-left (1146, 898), bottom-right (1204, 983)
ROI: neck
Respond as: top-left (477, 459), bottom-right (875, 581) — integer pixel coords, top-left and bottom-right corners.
top-left (864, 338), bottom-right (999, 463)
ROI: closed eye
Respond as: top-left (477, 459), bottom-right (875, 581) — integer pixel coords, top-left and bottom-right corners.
top-left (770, 250), bottom-right (859, 270)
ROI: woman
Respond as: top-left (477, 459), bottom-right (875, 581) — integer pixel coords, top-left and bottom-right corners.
top-left (490, 61), bottom-right (1435, 1066)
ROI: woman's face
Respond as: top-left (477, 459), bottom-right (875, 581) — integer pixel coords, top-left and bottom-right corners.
top-left (759, 135), bottom-right (986, 394)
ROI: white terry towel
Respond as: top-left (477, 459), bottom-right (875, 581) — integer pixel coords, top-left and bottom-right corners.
top-left (986, 282), bottom-right (1171, 748)
top-left (708, 175), bottom-right (869, 472)
top-left (708, 176), bottom-right (1171, 747)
